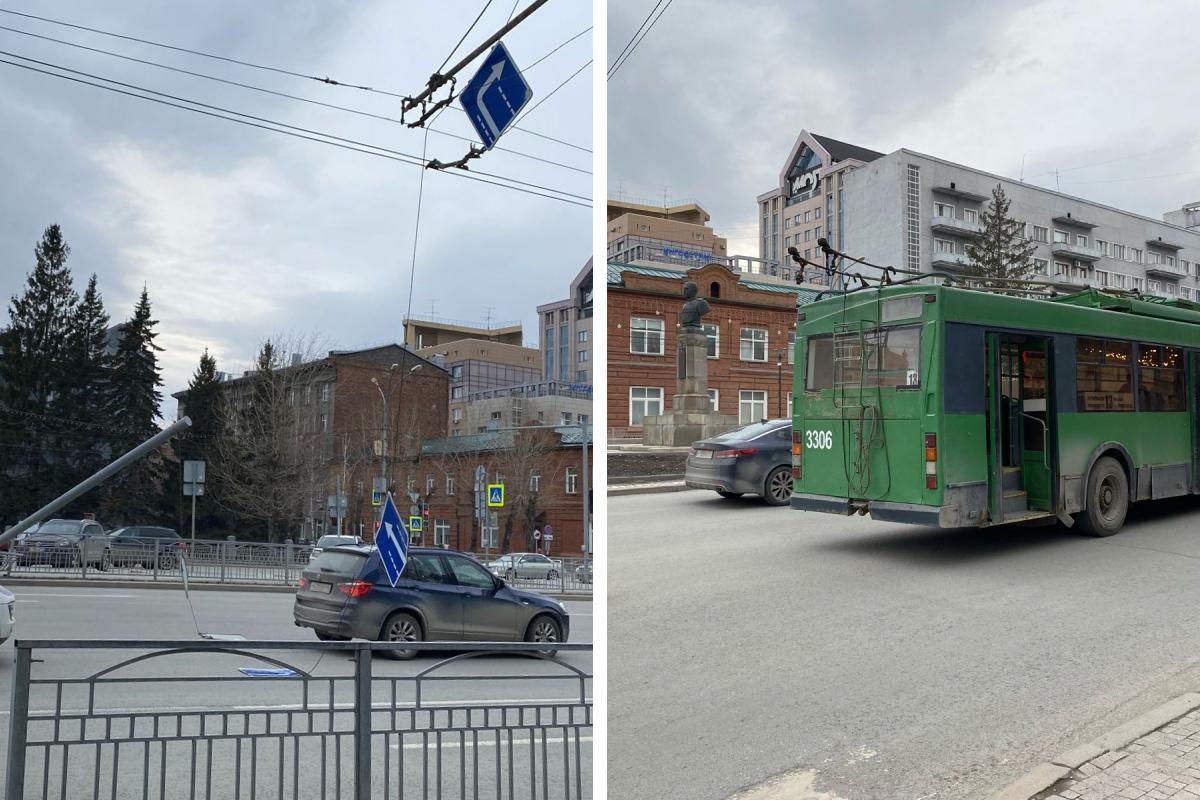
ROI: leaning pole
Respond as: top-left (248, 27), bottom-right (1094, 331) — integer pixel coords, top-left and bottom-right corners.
top-left (0, 416), bottom-right (193, 548)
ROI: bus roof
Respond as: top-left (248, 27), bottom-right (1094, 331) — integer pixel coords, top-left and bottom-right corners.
top-left (798, 283), bottom-right (1200, 345)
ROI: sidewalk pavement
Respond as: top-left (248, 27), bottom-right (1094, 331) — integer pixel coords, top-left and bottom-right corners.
top-left (993, 693), bottom-right (1200, 800)
top-left (608, 480), bottom-right (691, 496)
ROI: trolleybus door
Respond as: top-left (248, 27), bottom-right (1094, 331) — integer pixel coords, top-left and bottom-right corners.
top-left (985, 333), bottom-right (1054, 522)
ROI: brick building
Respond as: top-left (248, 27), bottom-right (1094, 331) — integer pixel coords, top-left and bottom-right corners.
top-left (174, 344), bottom-right (448, 540)
top-left (391, 426), bottom-right (593, 557)
top-left (608, 260), bottom-right (818, 439)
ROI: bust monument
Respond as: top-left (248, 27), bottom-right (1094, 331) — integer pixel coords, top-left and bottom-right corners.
top-left (679, 281), bottom-right (710, 329)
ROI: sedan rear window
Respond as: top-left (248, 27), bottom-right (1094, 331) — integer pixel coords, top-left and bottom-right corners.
top-left (316, 535), bottom-right (358, 548)
top-left (310, 551), bottom-right (367, 577)
top-left (710, 420), bottom-right (788, 442)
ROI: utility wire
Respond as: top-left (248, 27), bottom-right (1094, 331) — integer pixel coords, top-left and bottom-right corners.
top-left (0, 6), bottom-right (588, 154)
top-left (608, 0), bottom-right (674, 80)
top-left (437, 0), bottom-right (493, 74)
top-left (513, 59), bottom-right (591, 127)
top-left (0, 54), bottom-right (590, 208)
top-left (607, 0), bottom-right (663, 76)
top-left (0, 23), bottom-right (591, 176)
top-left (525, 25), bottom-right (592, 71)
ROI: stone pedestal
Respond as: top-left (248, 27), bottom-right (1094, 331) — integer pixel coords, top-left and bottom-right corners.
top-left (642, 328), bottom-right (738, 446)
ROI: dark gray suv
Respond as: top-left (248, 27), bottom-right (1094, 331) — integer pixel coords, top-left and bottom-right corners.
top-left (293, 545), bottom-right (570, 659)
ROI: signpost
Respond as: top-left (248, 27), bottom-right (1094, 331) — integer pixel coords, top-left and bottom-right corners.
top-left (182, 460), bottom-right (205, 541)
top-left (408, 515), bottom-right (423, 533)
top-left (459, 42), bottom-right (533, 150)
top-left (376, 493), bottom-right (409, 587)
top-left (487, 483), bottom-right (505, 508)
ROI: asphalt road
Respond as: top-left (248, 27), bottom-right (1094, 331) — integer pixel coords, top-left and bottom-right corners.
top-left (0, 586), bottom-right (593, 797)
top-left (610, 490), bottom-right (1200, 800)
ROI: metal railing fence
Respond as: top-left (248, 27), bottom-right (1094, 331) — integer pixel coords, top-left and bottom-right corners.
top-left (7, 640), bottom-right (592, 800)
top-left (0, 541), bottom-right (593, 595)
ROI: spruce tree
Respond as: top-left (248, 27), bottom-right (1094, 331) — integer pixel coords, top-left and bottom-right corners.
top-left (179, 349), bottom-right (228, 535)
top-left (965, 184), bottom-right (1039, 294)
top-left (101, 286), bottom-right (166, 524)
top-left (0, 225), bottom-right (80, 519)
top-left (61, 273), bottom-right (113, 514)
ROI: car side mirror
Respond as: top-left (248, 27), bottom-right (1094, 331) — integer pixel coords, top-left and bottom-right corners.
top-left (493, 576), bottom-right (505, 590)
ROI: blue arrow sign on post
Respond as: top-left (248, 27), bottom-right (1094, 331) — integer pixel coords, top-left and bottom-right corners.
top-left (376, 493), bottom-right (409, 587)
top-left (460, 42), bottom-right (533, 150)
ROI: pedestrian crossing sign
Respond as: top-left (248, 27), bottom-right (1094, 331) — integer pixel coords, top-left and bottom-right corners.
top-left (409, 515), bottom-right (423, 532)
top-left (487, 483), bottom-right (504, 508)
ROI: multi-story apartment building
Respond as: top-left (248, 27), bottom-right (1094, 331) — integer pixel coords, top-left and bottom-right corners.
top-left (842, 149), bottom-right (1200, 298)
top-left (607, 199), bottom-right (728, 270)
top-left (757, 132), bottom-right (884, 278)
top-left (607, 260), bottom-right (818, 439)
top-left (759, 130), bottom-right (1200, 299)
top-left (463, 382), bottom-right (592, 433)
top-left (536, 258), bottom-right (594, 385)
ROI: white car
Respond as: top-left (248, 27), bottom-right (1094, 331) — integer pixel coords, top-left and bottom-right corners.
top-left (308, 535), bottom-right (361, 562)
top-left (487, 553), bottom-right (563, 581)
top-left (0, 585), bottom-right (15, 644)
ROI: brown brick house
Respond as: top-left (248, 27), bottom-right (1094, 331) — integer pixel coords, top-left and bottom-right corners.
top-left (607, 260), bottom-right (819, 439)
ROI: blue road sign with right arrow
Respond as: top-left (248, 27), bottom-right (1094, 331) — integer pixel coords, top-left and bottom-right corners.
top-left (376, 493), bottom-right (409, 587)
top-left (460, 42), bottom-right (532, 150)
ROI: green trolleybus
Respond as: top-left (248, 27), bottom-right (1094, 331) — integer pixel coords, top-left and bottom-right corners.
top-left (791, 283), bottom-right (1200, 536)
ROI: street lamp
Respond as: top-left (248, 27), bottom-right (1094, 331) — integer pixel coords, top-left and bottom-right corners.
top-left (370, 363), bottom-right (422, 497)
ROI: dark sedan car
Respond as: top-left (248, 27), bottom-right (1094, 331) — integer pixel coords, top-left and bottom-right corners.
top-left (107, 526), bottom-right (184, 569)
top-left (293, 545), bottom-right (569, 659)
top-left (684, 419), bottom-right (793, 505)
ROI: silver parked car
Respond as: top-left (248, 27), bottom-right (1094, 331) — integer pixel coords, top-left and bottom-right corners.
top-left (487, 553), bottom-right (562, 581)
top-left (309, 535), bottom-right (361, 562)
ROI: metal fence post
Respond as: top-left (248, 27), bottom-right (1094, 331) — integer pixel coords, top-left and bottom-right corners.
top-left (6, 644), bottom-right (31, 800)
top-left (354, 645), bottom-right (372, 800)
top-left (284, 539), bottom-right (293, 585)
top-left (152, 540), bottom-right (159, 582)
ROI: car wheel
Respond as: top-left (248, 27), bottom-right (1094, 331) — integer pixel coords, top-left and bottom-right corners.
top-left (1076, 456), bottom-right (1129, 537)
top-left (97, 552), bottom-right (111, 572)
top-left (763, 466), bottom-right (793, 506)
top-left (505, 569), bottom-right (515, 581)
top-left (378, 612), bottom-right (423, 660)
top-left (525, 615), bottom-right (562, 657)
top-left (157, 552), bottom-right (177, 571)
top-left (716, 489), bottom-right (744, 499)
top-left (547, 570), bottom-right (559, 581)
top-left (315, 630), bottom-right (350, 642)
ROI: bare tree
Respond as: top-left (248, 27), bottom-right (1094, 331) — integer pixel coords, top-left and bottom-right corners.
top-left (211, 334), bottom-right (330, 542)
top-left (495, 428), bottom-right (558, 553)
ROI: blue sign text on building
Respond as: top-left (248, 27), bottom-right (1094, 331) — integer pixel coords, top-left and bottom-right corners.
top-left (460, 42), bottom-right (532, 150)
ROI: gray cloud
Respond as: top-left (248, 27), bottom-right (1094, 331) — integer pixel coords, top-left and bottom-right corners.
top-left (609, 0), bottom-right (1200, 254)
top-left (0, 0), bottom-right (591, 415)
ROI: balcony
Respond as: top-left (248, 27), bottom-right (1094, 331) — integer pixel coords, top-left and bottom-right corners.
top-left (1147, 237), bottom-right (1183, 252)
top-left (932, 184), bottom-right (988, 202)
top-left (1051, 213), bottom-right (1098, 230)
top-left (930, 216), bottom-right (982, 238)
top-left (930, 251), bottom-right (971, 271)
top-left (1145, 262), bottom-right (1185, 279)
top-left (1050, 240), bottom-right (1101, 262)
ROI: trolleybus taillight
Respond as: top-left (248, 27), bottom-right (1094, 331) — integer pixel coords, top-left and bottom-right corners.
top-left (924, 433), bottom-right (937, 490)
top-left (792, 430), bottom-right (803, 480)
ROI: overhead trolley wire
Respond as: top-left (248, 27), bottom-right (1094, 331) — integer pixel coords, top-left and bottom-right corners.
top-left (0, 6), bottom-right (590, 154)
top-left (436, 0), bottom-right (494, 75)
top-left (513, 59), bottom-right (592, 127)
top-left (0, 23), bottom-right (591, 176)
top-left (0, 53), bottom-right (591, 208)
top-left (608, 0), bottom-right (674, 80)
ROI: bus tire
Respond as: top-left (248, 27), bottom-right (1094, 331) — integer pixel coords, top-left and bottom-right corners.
top-left (1077, 456), bottom-right (1128, 537)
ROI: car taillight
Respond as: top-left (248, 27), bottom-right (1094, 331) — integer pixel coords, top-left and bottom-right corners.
top-left (714, 447), bottom-right (757, 459)
top-left (297, 577), bottom-right (307, 589)
top-left (338, 579), bottom-right (372, 598)
top-left (924, 432), bottom-right (937, 490)
top-left (792, 429), bottom-right (803, 480)
top-left (688, 447), bottom-right (697, 457)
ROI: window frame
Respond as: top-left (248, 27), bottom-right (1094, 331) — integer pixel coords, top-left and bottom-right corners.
top-left (630, 316), bottom-right (666, 356)
top-left (739, 327), bottom-right (768, 362)
top-left (629, 386), bottom-right (664, 426)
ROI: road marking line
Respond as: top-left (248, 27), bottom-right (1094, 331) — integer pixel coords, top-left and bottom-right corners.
top-left (14, 593), bottom-right (136, 598)
top-left (389, 735), bottom-right (593, 751)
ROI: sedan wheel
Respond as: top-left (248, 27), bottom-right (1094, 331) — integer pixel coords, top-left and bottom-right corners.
top-left (379, 612), bottom-right (422, 660)
top-left (525, 615), bottom-right (561, 656)
top-left (763, 466), bottom-right (793, 506)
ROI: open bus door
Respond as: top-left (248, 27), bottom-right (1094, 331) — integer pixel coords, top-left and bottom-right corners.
top-left (985, 332), bottom-right (1054, 523)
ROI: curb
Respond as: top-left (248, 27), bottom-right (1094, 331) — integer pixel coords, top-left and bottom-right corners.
top-left (989, 692), bottom-right (1200, 800)
top-left (608, 482), bottom-right (693, 496)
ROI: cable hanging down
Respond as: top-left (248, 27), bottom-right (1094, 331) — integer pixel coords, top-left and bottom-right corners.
top-left (0, 53), bottom-right (590, 208)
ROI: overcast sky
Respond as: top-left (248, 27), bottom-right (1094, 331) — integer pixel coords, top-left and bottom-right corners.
top-left (0, 0), bottom-right (591, 418)
top-left (609, 0), bottom-right (1200, 255)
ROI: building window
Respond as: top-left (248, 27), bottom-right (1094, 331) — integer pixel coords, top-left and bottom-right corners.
top-left (1032, 225), bottom-right (1049, 243)
top-left (629, 387), bottom-right (663, 425)
top-left (406, 478), bottom-right (415, 493)
top-left (481, 513), bottom-right (498, 549)
top-left (935, 238), bottom-right (955, 254)
top-left (703, 323), bottom-right (719, 359)
top-left (814, 207), bottom-right (821, 220)
top-left (934, 202), bottom-right (954, 218)
top-left (739, 390), bottom-right (767, 424)
top-left (451, 386), bottom-right (463, 400)
top-left (1033, 258), bottom-right (1049, 275)
top-left (433, 520), bottom-right (450, 547)
top-left (814, 226), bottom-right (822, 239)
top-left (740, 327), bottom-right (767, 362)
top-left (1054, 261), bottom-right (1070, 276)
top-left (1112, 243), bottom-right (1125, 260)
top-left (804, 210), bottom-right (812, 223)
top-left (565, 466), bottom-right (579, 495)
top-left (803, 229), bottom-right (812, 242)
top-left (446, 474), bottom-right (456, 495)
top-left (1095, 270), bottom-right (1109, 287)
top-left (787, 331), bottom-right (796, 365)
top-left (561, 412), bottom-right (572, 425)
top-left (787, 393), bottom-right (793, 418)
top-left (1149, 279), bottom-right (1161, 293)
top-left (1097, 240), bottom-right (1109, 256)
top-left (577, 413), bottom-right (589, 424)
top-left (578, 330), bottom-right (588, 343)
top-left (1111, 273), bottom-right (1128, 289)
top-left (490, 411), bottom-right (502, 421)
top-left (576, 369), bottom-right (588, 382)
top-left (320, 413), bottom-right (328, 432)
top-left (963, 208), bottom-right (977, 223)
top-left (1131, 247), bottom-right (1143, 263)
top-left (320, 383), bottom-right (330, 402)
top-left (578, 350), bottom-right (588, 363)
top-left (1052, 229), bottom-right (1069, 244)
top-left (630, 317), bottom-right (665, 355)
top-left (451, 407), bottom-right (462, 423)
top-left (425, 475), bottom-right (435, 494)
top-left (450, 365), bottom-right (463, 381)
top-left (530, 472), bottom-right (540, 492)
top-left (1074, 234), bottom-right (1088, 247)
top-left (1131, 276), bottom-right (1144, 291)
top-left (707, 388), bottom-right (719, 412)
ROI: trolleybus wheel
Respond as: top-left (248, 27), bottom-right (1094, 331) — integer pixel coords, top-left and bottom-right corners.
top-left (1077, 456), bottom-right (1128, 537)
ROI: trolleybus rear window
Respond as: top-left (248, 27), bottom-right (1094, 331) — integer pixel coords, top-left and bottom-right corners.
top-left (805, 326), bottom-right (921, 391)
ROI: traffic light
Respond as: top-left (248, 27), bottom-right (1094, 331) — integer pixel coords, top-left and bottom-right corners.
top-left (422, 503), bottom-right (430, 519)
